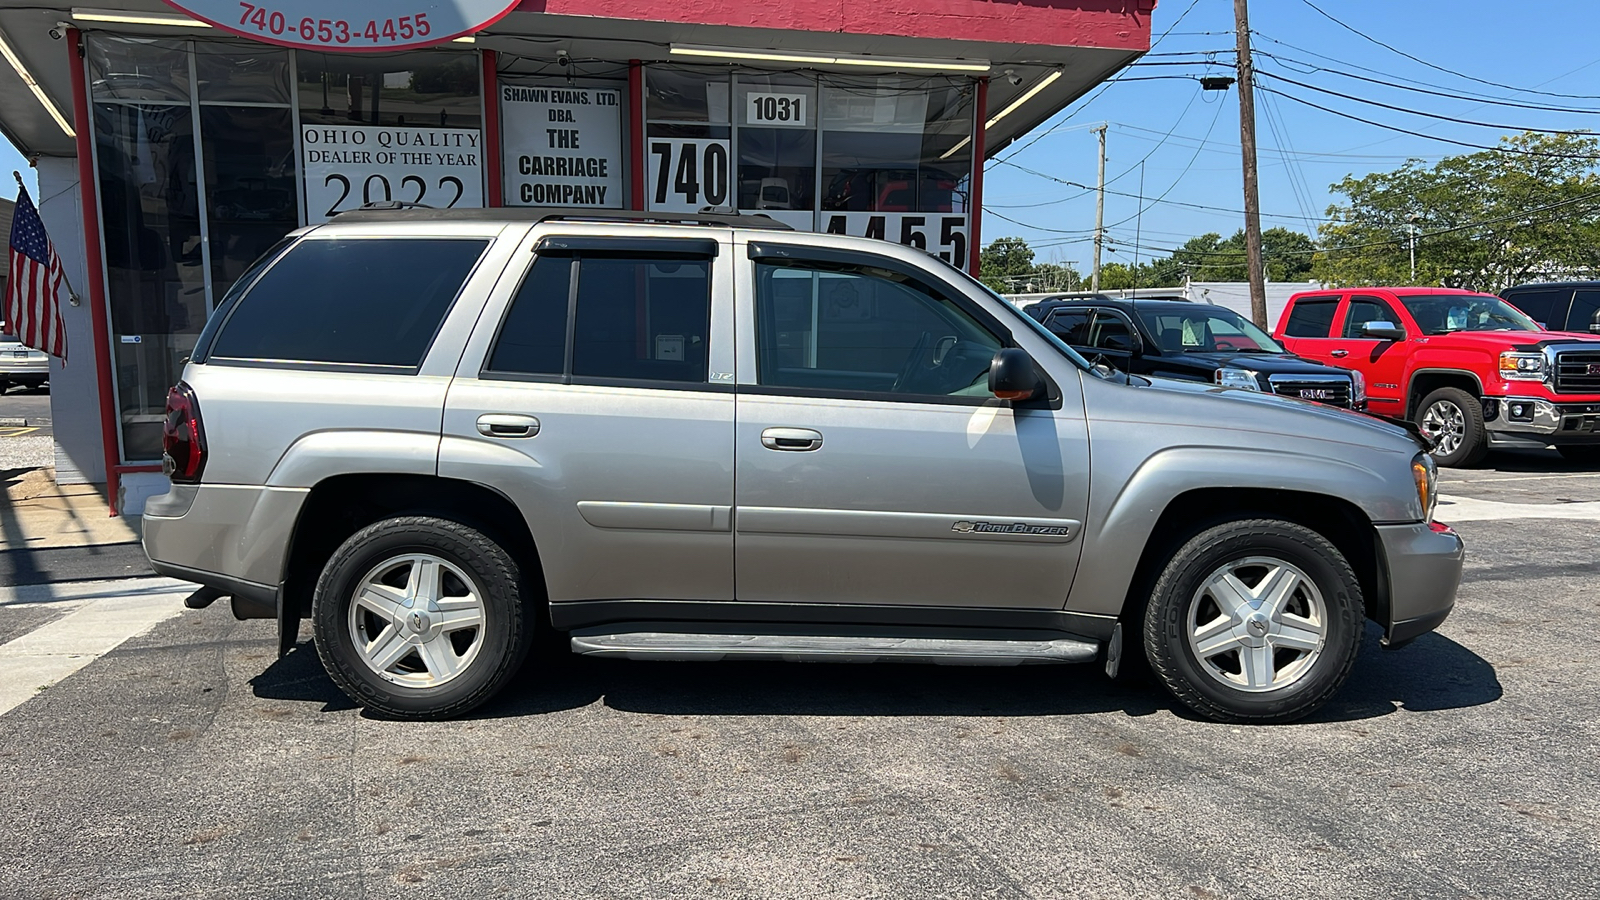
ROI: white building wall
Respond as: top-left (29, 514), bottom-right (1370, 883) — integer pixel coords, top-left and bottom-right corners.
top-left (35, 156), bottom-right (106, 486)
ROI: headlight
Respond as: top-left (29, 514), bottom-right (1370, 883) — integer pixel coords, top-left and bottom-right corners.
top-left (1412, 452), bottom-right (1438, 522)
top-left (1351, 369), bottom-right (1367, 403)
top-left (1214, 367), bottom-right (1262, 391)
top-left (1499, 351), bottom-right (1545, 381)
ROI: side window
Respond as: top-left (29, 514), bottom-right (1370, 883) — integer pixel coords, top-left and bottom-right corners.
top-left (1503, 287), bottom-right (1570, 329)
top-left (754, 261), bottom-right (1001, 398)
top-left (485, 256), bottom-right (572, 376)
top-left (486, 253), bottom-right (712, 384)
top-left (209, 238), bottom-right (489, 368)
top-left (1283, 298), bottom-right (1340, 338)
top-left (1343, 297), bottom-right (1400, 337)
top-left (1089, 310), bottom-right (1136, 352)
top-left (1568, 289), bottom-right (1600, 334)
top-left (1042, 308), bottom-right (1093, 346)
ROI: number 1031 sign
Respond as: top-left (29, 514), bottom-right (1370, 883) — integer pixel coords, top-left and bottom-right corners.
top-left (162, 1), bottom-right (519, 50)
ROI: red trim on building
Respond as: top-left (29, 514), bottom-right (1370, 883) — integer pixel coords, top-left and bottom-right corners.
top-left (969, 77), bottom-right (987, 277)
top-left (482, 49), bottom-right (503, 207)
top-left (516, 1), bottom-right (1153, 51)
top-left (628, 60), bottom-right (645, 211)
top-left (67, 28), bottom-right (123, 516)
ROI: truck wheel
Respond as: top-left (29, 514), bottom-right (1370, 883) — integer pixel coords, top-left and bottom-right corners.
top-left (312, 516), bottom-right (532, 720)
top-left (1143, 519), bottom-right (1364, 724)
top-left (1416, 387), bottom-right (1488, 467)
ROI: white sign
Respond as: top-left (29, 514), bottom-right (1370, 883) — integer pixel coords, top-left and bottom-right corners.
top-left (647, 138), bottom-right (732, 212)
top-left (301, 124), bottom-right (483, 223)
top-left (746, 92), bottom-right (808, 127)
top-left (164, 1), bottom-right (518, 51)
top-left (501, 85), bottom-right (623, 208)
top-left (822, 212), bottom-right (971, 271)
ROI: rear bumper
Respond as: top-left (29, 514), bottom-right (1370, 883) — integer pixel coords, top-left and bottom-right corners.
top-left (1376, 521), bottom-right (1464, 646)
top-left (142, 483), bottom-right (307, 599)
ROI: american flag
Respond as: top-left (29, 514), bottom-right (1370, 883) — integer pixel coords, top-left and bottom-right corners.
top-left (6, 184), bottom-right (68, 361)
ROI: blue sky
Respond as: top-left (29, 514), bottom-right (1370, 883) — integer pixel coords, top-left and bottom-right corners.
top-left (983, 0), bottom-right (1600, 272)
top-left (6, 0), bottom-right (1596, 265)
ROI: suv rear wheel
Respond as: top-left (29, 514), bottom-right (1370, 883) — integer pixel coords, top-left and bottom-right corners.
top-left (1143, 519), bottom-right (1364, 723)
top-left (313, 516), bottom-right (532, 719)
top-left (1416, 386), bottom-right (1488, 467)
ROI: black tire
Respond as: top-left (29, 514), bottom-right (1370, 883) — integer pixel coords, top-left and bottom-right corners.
top-left (1415, 386), bottom-right (1488, 467)
top-left (1558, 445), bottom-right (1600, 466)
top-left (1142, 518), bottom-right (1364, 724)
top-left (312, 516), bottom-right (532, 719)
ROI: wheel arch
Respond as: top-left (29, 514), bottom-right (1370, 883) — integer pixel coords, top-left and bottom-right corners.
top-left (1407, 368), bottom-right (1483, 419)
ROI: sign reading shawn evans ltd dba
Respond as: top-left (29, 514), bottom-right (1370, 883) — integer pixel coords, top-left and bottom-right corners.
top-left (302, 125), bottom-right (484, 223)
top-left (501, 84), bottom-right (624, 208)
top-left (163, 1), bottom-right (519, 51)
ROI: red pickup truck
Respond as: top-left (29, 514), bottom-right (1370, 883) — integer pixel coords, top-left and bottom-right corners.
top-left (1274, 287), bottom-right (1600, 467)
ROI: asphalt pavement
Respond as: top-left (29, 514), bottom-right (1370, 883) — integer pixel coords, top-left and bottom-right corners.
top-left (0, 451), bottom-right (1596, 899)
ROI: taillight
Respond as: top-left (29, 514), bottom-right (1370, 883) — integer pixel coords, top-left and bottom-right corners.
top-left (162, 382), bottom-right (206, 483)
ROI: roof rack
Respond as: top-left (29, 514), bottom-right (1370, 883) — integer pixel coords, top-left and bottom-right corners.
top-left (334, 204), bottom-right (795, 230)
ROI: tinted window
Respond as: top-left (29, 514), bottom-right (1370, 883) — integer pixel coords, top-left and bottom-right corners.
top-left (1503, 287), bottom-right (1572, 329)
top-left (572, 257), bottom-right (711, 383)
top-left (211, 238), bottom-right (487, 367)
top-left (1089, 311), bottom-right (1137, 352)
top-left (1139, 308), bottom-right (1284, 354)
top-left (1344, 297), bottom-right (1401, 338)
top-left (1284, 298), bottom-right (1339, 338)
top-left (1568, 290), bottom-right (1600, 334)
top-left (1397, 294), bottom-right (1539, 335)
top-left (486, 257), bottom-right (573, 376)
top-left (1042, 308), bottom-right (1093, 345)
top-left (755, 262), bottom-right (1000, 397)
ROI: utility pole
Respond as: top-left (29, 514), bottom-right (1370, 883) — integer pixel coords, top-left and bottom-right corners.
top-left (1408, 214), bottom-right (1419, 282)
top-left (1092, 124), bottom-right (1107, 292)
top-left (1233, 0), bottom-right (1268, 328)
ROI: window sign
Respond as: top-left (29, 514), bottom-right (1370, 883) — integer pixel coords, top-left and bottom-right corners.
top-left (501, 84), bottom-right (624, 207)
top-left (165, 2), bottom-right (520, 51)
top-left (823, 212), bottom-right (970, 270)
top-left (745, 92), bottom-right (807, 128)
top-left (648, 138), bottom-right (732, 212)
top-left (302, 124), bottom-right (483, 223)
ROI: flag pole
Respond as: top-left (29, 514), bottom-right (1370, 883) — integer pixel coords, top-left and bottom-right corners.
top-left (13, 169), bottom-right (79, 305)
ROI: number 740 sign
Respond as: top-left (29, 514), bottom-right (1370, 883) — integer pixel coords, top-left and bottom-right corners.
top-left (162, 1), bottom-right (519, 51)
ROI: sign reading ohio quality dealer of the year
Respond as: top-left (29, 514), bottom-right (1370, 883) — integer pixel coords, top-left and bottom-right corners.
top-left (302, 125), bottom-right (484, 223)
top-left (501, 85), bottom-right (624, 208)
top-left (162, 1), bottom-right (519, 50)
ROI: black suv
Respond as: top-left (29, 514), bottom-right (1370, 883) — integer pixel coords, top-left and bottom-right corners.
top-left (1026, 296), bottom-right (1366, 409)
top-left (1500, 282), bottom-right (1600, 334)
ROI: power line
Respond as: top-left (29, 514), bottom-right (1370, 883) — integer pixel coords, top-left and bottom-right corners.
top-left (1254, 50), bottom-right (1600, 115)
top-left (1106, 96), bottom-right (1231, 230)
top-left (1259, 69), bottom-right (1600, 137)
top-left (991, 159), bottom-right (1330, 222)
top-left (1297, 0), bottom-right (1600, 101)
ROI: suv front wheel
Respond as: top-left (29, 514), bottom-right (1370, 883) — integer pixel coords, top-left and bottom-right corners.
top-left (1143, 519), bottom-right (1364, 723)
top-left (313, 516), bottom-right (532, 719)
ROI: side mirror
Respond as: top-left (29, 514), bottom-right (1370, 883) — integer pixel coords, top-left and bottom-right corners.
top-left (1361, 321), bottom-right (1406, 342)
top-left (989, 348), bottom-right (1044, 401)
top-left (1589, 310), bottom-right (1600, 334)
top-left (1101, 331), bottom-right (1142, 355)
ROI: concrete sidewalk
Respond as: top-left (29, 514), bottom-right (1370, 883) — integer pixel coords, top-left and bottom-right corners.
top-left (0, 468), bottom-right (151, 585)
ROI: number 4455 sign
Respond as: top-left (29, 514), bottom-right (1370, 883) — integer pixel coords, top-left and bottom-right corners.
top-left (162, 1), bottom-right (518, 50)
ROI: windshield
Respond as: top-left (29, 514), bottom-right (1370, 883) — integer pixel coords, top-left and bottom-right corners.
top-left (1398, 294), bottom-right (1540, 335)
top-left (1136, 306), bottom-right (1286, 354)
top-left (957, 271), bottom-right (1096, 372)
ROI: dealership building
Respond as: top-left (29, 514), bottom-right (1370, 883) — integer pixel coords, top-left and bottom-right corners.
top-left (0, 0), bottom-right (1154, 512)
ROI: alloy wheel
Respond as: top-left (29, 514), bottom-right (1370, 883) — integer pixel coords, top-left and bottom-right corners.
top-left (347, 553), bottom-right (486, 688)
top-left (1420, 399), bottom-right (1466, 459)
top-left (1186, 555), bottom-right (1328, 693)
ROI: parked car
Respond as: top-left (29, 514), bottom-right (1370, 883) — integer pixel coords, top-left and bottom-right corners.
top-left (0, 320), bottom-right (49, 392)
top-left (1500, 281), bottom-right (1600, 334)
top-left (1027, 296), bottom-right (1365, 410)
top-left (143, 208), bottom-right (1461, 724)
top-left (1274, 287), bottom-right (1600, 467)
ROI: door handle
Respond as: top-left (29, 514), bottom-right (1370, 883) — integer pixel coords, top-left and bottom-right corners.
top-left (1330, 349), bottom-right (1349, 358)
top-left (760, 427), bottom-right (823, 452)
top-left (476, 414), bottom-right (540, 438)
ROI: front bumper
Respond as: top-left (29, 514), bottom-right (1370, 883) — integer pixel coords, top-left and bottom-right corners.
top-left (1376, 521), bottom-right (1464, 646)
top-left (1486, 396), bottom-right (1600, 444)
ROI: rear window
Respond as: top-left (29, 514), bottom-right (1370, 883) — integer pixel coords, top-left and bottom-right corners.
top-left (1283, 297), bottom-right (1340, 338)
top-left (209, 237), bottom-right (488, 368)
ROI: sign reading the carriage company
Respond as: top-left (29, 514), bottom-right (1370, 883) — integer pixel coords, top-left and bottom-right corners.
top-left (162, 1), bottom-right (518, 51)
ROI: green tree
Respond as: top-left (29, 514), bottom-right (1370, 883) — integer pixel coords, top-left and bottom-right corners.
top-left (1313, 132), bottom-right (1600, 290)
top-left (978, 236), bottom-right (1036, 292)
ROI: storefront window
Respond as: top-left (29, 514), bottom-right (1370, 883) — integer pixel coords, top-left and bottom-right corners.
top-left (199, 106), bottom-right (298, 298)
top-left (88, 37), bottom-right (191, 102)
top-left (645, 68), bottom-right (731, 213)
top-left (819, 75), bottom-right (972, 214)
top-left (734, 74), bottom-right (816, 219)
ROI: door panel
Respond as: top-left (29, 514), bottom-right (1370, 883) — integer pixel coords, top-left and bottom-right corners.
top-left (1337, 295), bottom-right (1409, 415)
top-left (1277, 295), bottom-right (1343, 364)
top-left (735, 253), bottom-right (1090, 610)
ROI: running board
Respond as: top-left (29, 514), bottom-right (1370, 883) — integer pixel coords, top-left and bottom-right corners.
top-left (569, 631), bottom-right (1100, 666)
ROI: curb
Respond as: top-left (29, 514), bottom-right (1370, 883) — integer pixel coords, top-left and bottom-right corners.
top-left (0, 417), bottom-right (49, 427)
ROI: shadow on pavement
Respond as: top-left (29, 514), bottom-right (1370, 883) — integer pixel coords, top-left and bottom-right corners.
top-left (252, 620), bottom-right (1501, 725)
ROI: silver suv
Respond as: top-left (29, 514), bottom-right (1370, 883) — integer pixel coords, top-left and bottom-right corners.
top-left (143, 209), bottom-right (1463, 723)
